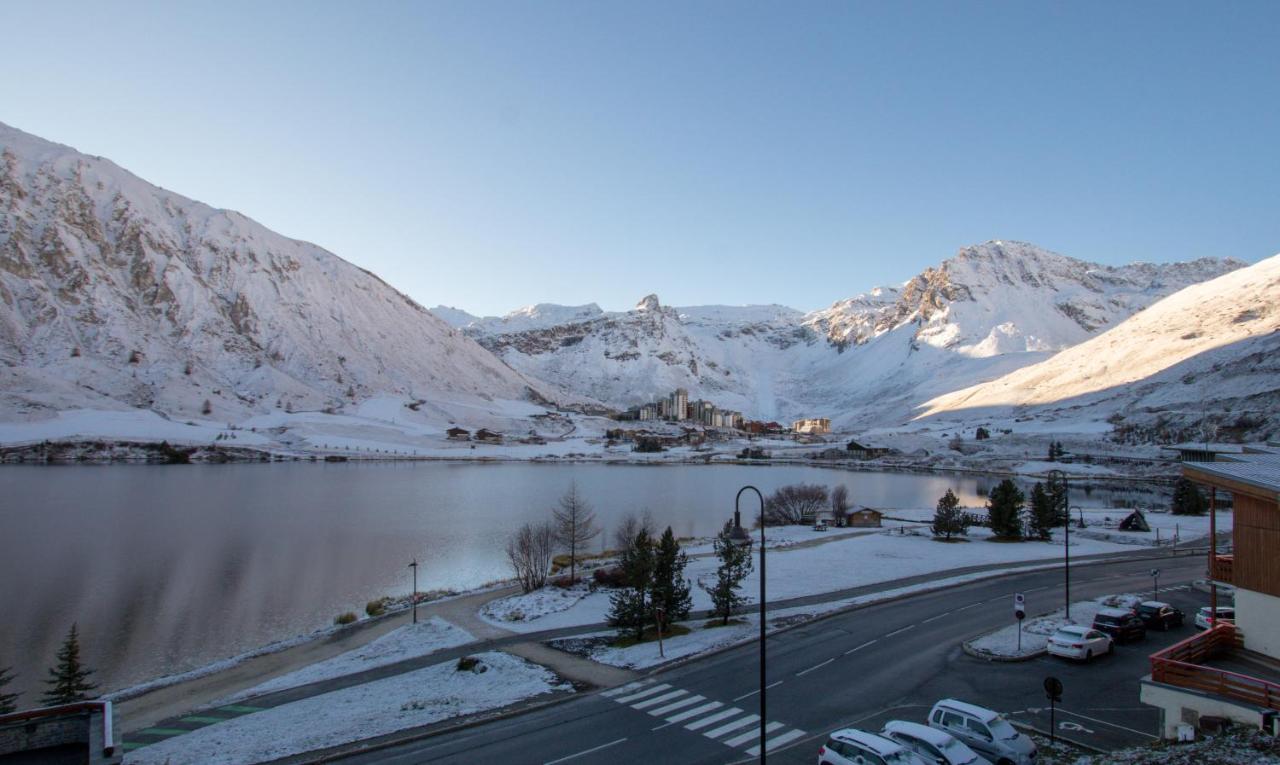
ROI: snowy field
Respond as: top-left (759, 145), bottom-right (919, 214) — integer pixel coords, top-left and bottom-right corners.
top-left (218, 617), bottom-right (474, 703)
top-left (479, 525), bottom-right (1150, 635)
top-left (126, 652), bottom-right (571, 765)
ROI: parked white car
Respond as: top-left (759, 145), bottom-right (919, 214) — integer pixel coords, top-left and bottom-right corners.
top-left (819, 728), bottom-right (930, 765)
top-left (1194, 606), bottom-right (1235, 630)
top-left (1046, 625), bottom-right (1112, 661)
top-left (928, 699), bottom-right (1037, 765)
top-left (881, 720), bottom-right (992, 765)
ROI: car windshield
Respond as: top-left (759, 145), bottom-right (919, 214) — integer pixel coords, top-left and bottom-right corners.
top-left (1138, 605), bottom-right (1158, 615)
top-left (940, 738), bottom-right (978, 762)
top-left (883, 750), bottom-right (917, 765)
top-left (1053, 628), bottom-right (1082, 640)
top-left (989, 715), bottom-right (1020, 741)
top-left (1094, 614), bottom-right (1122, 625)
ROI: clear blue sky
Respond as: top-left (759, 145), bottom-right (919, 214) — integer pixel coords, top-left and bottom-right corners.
top-left (3, 1), bottom-right (1277, 315)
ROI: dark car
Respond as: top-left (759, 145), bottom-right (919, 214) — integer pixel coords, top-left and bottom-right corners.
top-left (1137, 601), bottom-right (1185, 631)
top-left (1092, 607), bottom-right (1147, 643)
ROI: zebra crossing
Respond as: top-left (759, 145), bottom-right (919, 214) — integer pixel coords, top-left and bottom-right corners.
top-left (602, 680), bottom-right (805, 757)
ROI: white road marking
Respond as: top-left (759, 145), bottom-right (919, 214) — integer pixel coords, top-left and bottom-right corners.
top-left (648, 694), bottom-right (705, 716)
top-left (732, 680), bottom-right (783, 701)
top-left (544, 737), bottom-right (628, 764)
top-left (685, 708), bottom-right (743, 730)
top-left (845, 639), bottom-right (876, 655)
top-left (796, 658), bottom-right (834, 677)
top-left (631, 690), bottom-right (686, 709)
top-left (1053, 708), bottom-right (1159, 739)
top-left (746, 728), bottom-right (806, 756)
top-left (885, 625), bottom-right (915, 638)
top-left (724, 721), bottom-right (784, 747)
top-left (956, 602), bottom-right (984, 611)
top-left (921, 611), bottom-right (952, 624)
top-left (665, 701), bottom-right (723, 723)
top-left (601, 681), bottom-right (646, 698)
top-left (613, 683), bottom-right (671, 704)
top-left (706, 714), bottom-right (761, 738)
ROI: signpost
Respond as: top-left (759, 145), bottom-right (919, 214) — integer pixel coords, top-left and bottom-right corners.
top-left (1151, 569), bottom-right (1161, 602)
top-left (655, 606), bottom-right (666, 658)
top-left (1014, 593), bottom-right (1026, 652)
top-left (1044, 676), bottom-right (1064, 744)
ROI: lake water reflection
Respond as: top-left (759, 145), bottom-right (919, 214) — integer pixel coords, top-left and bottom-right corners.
top-left (0, 461), bottom-right (1164, 699)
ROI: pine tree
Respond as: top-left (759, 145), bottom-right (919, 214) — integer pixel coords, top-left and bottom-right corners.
top-left (0, 664), bottom-right (19, 714)
top-left (931, 489), bottom-right (968, 540)
top-left (1170, 477), bottom-right (1208, 516)
top-left (707, 522), bottom-right (754, 625)
top-left (1046, 471), bottom-right (1069, 526)
top-left (1028, 482), bottom-right (1056, 540)
top-left (650, 527), bottom-right (692, 630)
top-left (607, 531), bottom-right (655, 641)
top-left (987, 479), bottom-right (1026, 540)
top-left (43, 624), bottom-right (97, 706)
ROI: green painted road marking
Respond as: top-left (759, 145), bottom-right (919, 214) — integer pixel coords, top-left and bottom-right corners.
top-left (219, 704), bottom-right (265, 714)
top-left (139, 727), bottom-right (190, 736)
top-left (181, 715), bottom-right (229, 724)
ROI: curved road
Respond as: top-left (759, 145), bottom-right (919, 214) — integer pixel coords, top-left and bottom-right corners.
top-left (322, 553), bottom-right (1210, 765)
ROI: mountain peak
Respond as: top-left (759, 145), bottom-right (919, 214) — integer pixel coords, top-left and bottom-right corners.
top-left (635, 294), bottom-right (661, 312)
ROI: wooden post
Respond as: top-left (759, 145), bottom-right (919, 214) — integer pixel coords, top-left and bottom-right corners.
top-left (1209, 486), bottom-right (1217, 627)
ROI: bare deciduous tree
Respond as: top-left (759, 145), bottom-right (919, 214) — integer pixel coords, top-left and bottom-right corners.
top-left (553, 483), bottom-right (600, 583)
top-left (830, 485), bottom-right (851, 526)
top-left (506, 520), bottom-right (555, 593)
top-left (763, 484), bottom-right (829, 526)
top-left (613, 509), bottom-right (656, 552)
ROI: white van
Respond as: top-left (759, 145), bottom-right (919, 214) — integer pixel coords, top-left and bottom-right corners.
top-left (927, 700), bottom-right (1036, 765)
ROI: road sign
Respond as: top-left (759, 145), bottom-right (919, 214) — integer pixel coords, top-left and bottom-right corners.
top-left (1151, 568), bottom-right (1161, 578)
top-left (1044, 676), bottom-right (1063, 702)
top-left (1014, 592), bottom-right (1025, 621)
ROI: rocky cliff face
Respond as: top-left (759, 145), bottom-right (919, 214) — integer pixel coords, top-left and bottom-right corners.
top-left (0, 122), bottom-right (546, 421)
top-left (451, 242), bottom-right (1244, 426)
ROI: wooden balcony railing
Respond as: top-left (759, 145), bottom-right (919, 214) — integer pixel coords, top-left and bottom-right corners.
top-left (1150, 624), bottom-right (1280, 712)
top-left (1210, 554), bottom-right (1234, 584)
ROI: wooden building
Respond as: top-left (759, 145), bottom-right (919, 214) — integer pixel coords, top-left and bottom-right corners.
top-left (845, 507), bottom-right (883, 528)
top-left (446, 427), bottom-right (470, 441)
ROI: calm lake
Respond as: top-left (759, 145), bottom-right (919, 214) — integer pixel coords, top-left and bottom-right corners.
top-left (0, 461), bottom-right (1165, 700)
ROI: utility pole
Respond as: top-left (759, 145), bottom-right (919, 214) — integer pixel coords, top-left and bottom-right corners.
top-left (409, 559), bottom-right (419, 624)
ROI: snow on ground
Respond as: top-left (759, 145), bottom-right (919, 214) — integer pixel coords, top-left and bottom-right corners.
top-left (487, 525), bottom-right (1143, 635)
top-left (219, 617), bottom-right (474, 703)
top-left (0, 408), bottom-right (272, 446)
top-left (126, 652), bottom-right (571, 765)
top-left (967, 593), bottom-right (1146, 658)
top-left (480, 583), bottom-right (597, 625)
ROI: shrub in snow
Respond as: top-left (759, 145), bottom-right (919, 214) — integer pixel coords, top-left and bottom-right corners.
top-left (455, 656), bottom-right (486, 673)
top-left (334, 612), bottom-right (357, 626)
top-left (365, 598), bottom-right (389, 617)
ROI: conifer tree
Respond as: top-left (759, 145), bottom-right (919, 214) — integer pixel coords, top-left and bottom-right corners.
top-left (987, 479), bottom-right (1026, 540)
top-left (43, 624), bottom-right (97, 706)
top-left (931, 489), bottom-right (968, 540)
top-left (708, 522), bottom-right (754, 625)
top-left (0, 664), bottom-right (19, 714)
top-left (1170, 477), bottom-right (1208, 516)
top-left (650, 527), bottom-right (692, 630)
top-left (607, 531), bottom-right (655, 641)
top-left (1046, 471), bottom-right (1069, 526)
top-left (1028, 482), bottom-right (1056, 540)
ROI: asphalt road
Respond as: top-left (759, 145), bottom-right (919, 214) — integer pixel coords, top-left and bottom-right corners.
top-left (332, 553), bottom-right (1211, 765)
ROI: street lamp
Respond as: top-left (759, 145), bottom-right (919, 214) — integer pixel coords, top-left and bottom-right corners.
top-left (731, 486), bottom-right (766, 762)
top-left (408, 559), bottom-right (419, 624)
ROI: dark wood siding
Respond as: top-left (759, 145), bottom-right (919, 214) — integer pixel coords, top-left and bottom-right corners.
top-left (1232, 494), bottom-right (1280, 598)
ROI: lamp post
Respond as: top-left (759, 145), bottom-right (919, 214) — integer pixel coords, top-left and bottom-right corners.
top-left (730, 486), bottom-right (766, 762)
top-left (408, 559), bottom-right (419, 624)
top-left (1050, 470), bottom-right (1069, 620)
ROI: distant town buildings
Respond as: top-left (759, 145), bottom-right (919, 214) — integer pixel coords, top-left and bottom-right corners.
top-left (619, 388), bottom-right (743, 429)
top-left (792, 418), bottom-right (831, 435)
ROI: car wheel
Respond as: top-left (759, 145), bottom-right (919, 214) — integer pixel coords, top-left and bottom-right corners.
top-left (1086, 649), bottom-right (1093, 660)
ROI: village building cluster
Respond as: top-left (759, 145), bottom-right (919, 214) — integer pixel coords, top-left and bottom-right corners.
top-left (616, 388), bottom-right (745, 429)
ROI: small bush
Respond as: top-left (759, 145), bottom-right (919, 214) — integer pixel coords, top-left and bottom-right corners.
top-left (593, 566), bottom-right (626, 588)
top-left (365, 598), bottom-right (389, 617)
top-left (551, 575), bottom-right (575, 589)
top-left (334, 611), bottom-right (358, 625)
top-left (456, 655), bottom-right (486, 673)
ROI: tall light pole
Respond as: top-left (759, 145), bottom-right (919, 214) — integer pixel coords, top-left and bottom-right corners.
top-left (1050, 470), bottom-right (1069, 620)
top-left (408, 559), bottom-right (419, 624)
top-left (730, 485), bottom-right (766, 763)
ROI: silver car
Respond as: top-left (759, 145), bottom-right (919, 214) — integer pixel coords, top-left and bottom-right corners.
top-left (882, 720), bottom-right (992, 765)
top-left (928, 699), bottom-right (1036, 765)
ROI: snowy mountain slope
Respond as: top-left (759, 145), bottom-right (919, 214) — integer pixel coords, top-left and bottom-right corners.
top-left (0, 122), bottom-right (549, 423)
top-left (917, 253), bottom-right (1280, 437)
top-left (459, 244), bottom-right (1242, 426)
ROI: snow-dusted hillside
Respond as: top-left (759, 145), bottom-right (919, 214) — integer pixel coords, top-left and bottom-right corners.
top-left (917, 253), bottom-right (1280, 439)
top-left (457, 243), bottom-right (1243, 427)
top-left (0, 122), bottom-right (548, 424)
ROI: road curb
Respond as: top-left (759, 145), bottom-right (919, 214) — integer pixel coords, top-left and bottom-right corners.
top-left (961, 640), bottom-right (1046, 662)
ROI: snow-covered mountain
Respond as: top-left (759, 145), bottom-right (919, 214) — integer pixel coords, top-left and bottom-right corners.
top-left (454, 243), bottom-right (1244, 426)
top-left (917, 253), bottom-right (1280, 440)
top-left (0, 122), bottom-right (549, 423)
